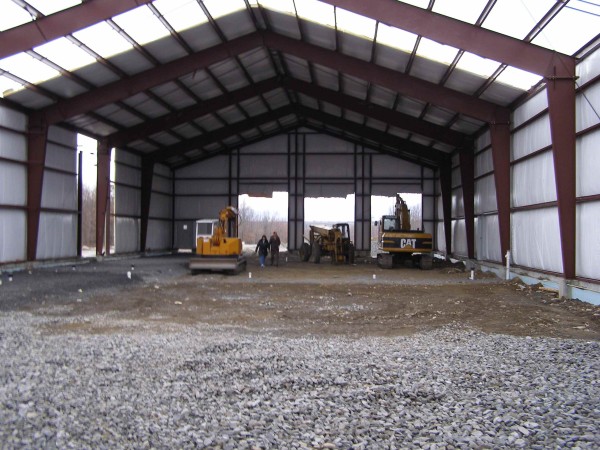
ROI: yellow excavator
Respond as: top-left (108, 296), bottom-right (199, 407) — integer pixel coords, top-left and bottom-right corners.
top-left (189, 206), bottom-right (246, 274)
top-left (376, 195), bottom-right (434, 269)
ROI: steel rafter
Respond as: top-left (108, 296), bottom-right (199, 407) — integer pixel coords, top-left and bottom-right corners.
top-left (320, 0), bottom-right (575, 78)
top-left (0, 0), bottom-right (154, 60)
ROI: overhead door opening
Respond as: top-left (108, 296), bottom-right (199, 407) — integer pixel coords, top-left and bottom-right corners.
top-left (238, 192), bottom-right (288, 251)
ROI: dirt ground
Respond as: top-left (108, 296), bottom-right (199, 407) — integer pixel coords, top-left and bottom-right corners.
top-left (2, 252), bottom-right (599, 340)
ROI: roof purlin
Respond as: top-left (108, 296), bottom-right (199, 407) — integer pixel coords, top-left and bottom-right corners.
top-left (0, 0), bottom-right (155, 60)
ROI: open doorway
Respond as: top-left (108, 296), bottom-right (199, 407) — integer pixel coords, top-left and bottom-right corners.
top-left (304, 193), bottom-right (355, 241)
top-left (77, 134), bottom-right (97, 257)
top-left (370, 193), bottom-right (423, 257)
top-left (238, 192), bottom-right (288, 251)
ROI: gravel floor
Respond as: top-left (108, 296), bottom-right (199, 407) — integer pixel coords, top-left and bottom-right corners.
top-left (1, 311), bottom-right (598, 449)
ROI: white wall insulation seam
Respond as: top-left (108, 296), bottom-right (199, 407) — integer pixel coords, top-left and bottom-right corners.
top-left (577, 201), bottom-right (600, 280)
top-left (511, 151), bottom-right (557, 207)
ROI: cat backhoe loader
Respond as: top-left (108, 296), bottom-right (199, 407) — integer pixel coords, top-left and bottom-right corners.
top-left (189, 206), bottom-right (246, 274)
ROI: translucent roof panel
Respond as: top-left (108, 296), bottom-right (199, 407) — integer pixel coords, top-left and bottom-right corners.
top-left (432, 0), bottom-right (490, 24)
top-left (112, 6), bottom-right (170, 46)
top-left (257, 0), bottom-right (296, 15)
top-left (336, 7), bottom-right (376, 40)
top-left (202, 0), bottom-right (246, 19)
top-left (376, 23), bottom-right (418, 53)
top-left (0, 74), bottom-right (23, 98)
top-left (34, 37), bottom-right (97, 72)
top-left (73, 21), bottom-right (133, 58)
top-left (496, 66), bottom-right (542, 91)
top-left (0, 53), bottom-right (61, 85)
top-left (295, 0), bottom-right (335, 28)
top-left (0, 0), bottom-right (33, 31)
top-left (532, 4), bottom-right (600, 55)
top-left (455, 52), bottom-right (501, 79)
top-left (24, 0), bottom-right (81, 16)
top-left (153, 0), bottom-right (209, 33)
top-left (416, 38), bottom-right (460, 66)
top-left (482, 0), bottom-right (557, 40)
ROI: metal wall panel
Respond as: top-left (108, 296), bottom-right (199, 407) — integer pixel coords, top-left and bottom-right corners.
top-left (511, 115), bottom-right (552, 160)
top-left (41, 171), bottom-right (77, 210)
top-left (0, 161), bottom-right (26, 205)
top-left (37, 212), bottom-right (77, 260)
top-left (475, 215), bottom-right (501, 262)
top-left (452, 219), bottom-right (467, 257)
top-left (512, 151), bottom-right (557, 207)
top-left (474, 174), bottom-right (497, 214)
top-left (577, 130), bottom-right (600, 197)
top-left (577, 201), bottom-right (600, 280)
top-left (512, 90), bottom-right (548, 128)
top-left (475, 148), bottom-right (493, 177)
top-left (0, 105), bottom-right (26, 131)
top-left (511, 209), bottom-right (562, 273)
top-left (115, 184), bottom-right (141, 216)
top-left (146, 220), bottom-right (172, 252)
top-left (451, 187), bottom-right (464, 218)
top-left (149, 192), bottom-right (172, 219)
top-left (115, 217), bottom-right (140, 253)
top-left (576, 46), bottom-right (600, 86)
top-left (576, 83), bottom-right (600, 131)
top-left (0, 210), bottom-right (26, 263)
top-left (0, 128), bottom-right (26, 161)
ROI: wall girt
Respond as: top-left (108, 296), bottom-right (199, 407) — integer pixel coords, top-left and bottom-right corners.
top-left (321, 0), bottom-right (575, 78)
top-left (490, 123), bottom-right (511, 265)
top-left (547, 74), bottom-right (577, 279)
top-left (0, 0), bottom-right (154, 60)
top-left (26, 117), bottom-right (48, 261)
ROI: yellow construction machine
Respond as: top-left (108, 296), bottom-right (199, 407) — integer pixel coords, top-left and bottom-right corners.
top-left (300, 223), bottom-right (355, 264)
top-left (376, 195), bottom-right (433, 269)
top-left (189, 206), bottom-right (246, 274)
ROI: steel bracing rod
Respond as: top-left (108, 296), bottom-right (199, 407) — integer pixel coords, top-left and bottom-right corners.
top-left (0, 0), bottom-right (154, 59)
top-left (320, 0), bottom-right (575, 78)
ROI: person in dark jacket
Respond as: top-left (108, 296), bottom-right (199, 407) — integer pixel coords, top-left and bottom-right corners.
top-left (255, 235), bottom-right (269, 268)
top-left (269, 231), bottom-right (281, 266)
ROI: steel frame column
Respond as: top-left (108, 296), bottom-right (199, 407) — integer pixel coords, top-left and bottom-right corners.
top-left (26, 117), bottom-right (48, 261)
top-left (459, 148), bottom-right (475, 259)
top-left (490, 123), bottom-right (511, 265)
top-left (439, 163), bottom-right (453, 257)
top-left (547, 73), bottom-right (577, 279)
top-left (140, 157), bottom-right (154, 253)
top-left (96, 141), bottom-right (111, 256)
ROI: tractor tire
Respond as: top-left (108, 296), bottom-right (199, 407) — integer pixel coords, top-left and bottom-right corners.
top-left (419, 254), bottom-right (433, 270)
top-left (299, 242), bottom-right (311, 262)
top-left (311, 242), bottom-right (321, 264)
top-left (377, 253), bottom-right (393, 269)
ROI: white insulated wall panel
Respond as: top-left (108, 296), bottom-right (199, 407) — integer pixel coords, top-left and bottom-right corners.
top-left (0, 161), bottom-right (26, 205)
top-left (115, 164), bottom-right (141, 187)
top-left (114, 149), bottom-right (141, 167)
top-left (451, 166), bottom-right (461, 188)
top-left (452, 219), bottom-right (467, 257)
top-left (512, 152), bottom-right (556, 207)
top-left (146, 220), bottom-right (172, 251)
top-left (576, 83), bottom-right (600, 131)
top-left (512, 115), bottom-right (552, 160)
top-left (451, 188), bottom-right (464, 217)
top-left (115, 217), bottom-right (140, 253)
top-left (0, 105), bottom-right (26, 131)
top-left (577, 130), bottom-right (600, 197)
top-left (239, 153), bottom-right (287, 178)
top-left (45, 142), bottom-right (75, 171)
top-left (305, 154), bottom-right (354, 178)
top-left (475, 174), bottom-right (497, 214)
top-left (475, 148), bottom-right (493, 177)
top-left (177, 155), bottom-right (229, 178)
top-left (511, 209), bottom-right (562, 273)
top-left (240, 135), bottom-right (288, 154)
top-left (149, 193), bottom-right (172, 219)
top-left (238, 183), bottom-right (288, 196)
top-left (436, 221), bottom-right (446, 253)
top-left (371, 154), bottom-right (422, 178)
top-left (41, 171), bottom-right (77, 210)
top-left (48, 126), bottom-right (76, 148)
top-left (175, 197), bottom-right (226, 220)
top-left (176, 179), bottom-right (229, 195)
top-left (577, 47), bottom-right (600, 86)
top-left (475, 215), bottom-right (501, 262)
top-left (115, 185), bottom-right (141, 216)
top-left (305, 134), bottom-right (354, 153)
top-left (371, 184), bottom-right (422, 196)
top-left (577, 201), bottom-right (600, 280)
top-left (304, 183), bottom-right (354, 197)
top-left (0, 128), bottom-right (26, 161)
top-left (0, 210), bottom-right (26, 263)
top-left (37, 212), bottom-right (77, 259)
top-left (476, 130), bottom-right (491, 152)
top-left (423, 196), bottom-right (435, 222)
top-left (512, 90), bottom-right (548, 128)
top-left (152, 175), bottom-right (172, 195)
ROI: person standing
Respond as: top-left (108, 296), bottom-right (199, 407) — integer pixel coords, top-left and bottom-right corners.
top-left (269, 231), bottom-right (281, 266)
top-left (255, 235), bottom-right (269, 268)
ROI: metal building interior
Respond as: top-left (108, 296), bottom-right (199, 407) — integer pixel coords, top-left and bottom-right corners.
top-left (0, 0), bottom-right (599, 301)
